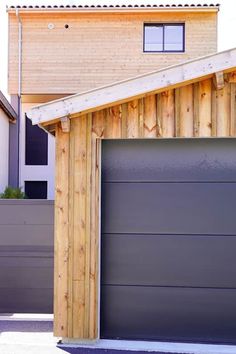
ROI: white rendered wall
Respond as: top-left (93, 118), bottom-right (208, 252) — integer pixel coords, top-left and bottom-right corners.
top-left (20, 103), bottom-right (55, 200)
top-left (0, 110), bottom-right (9, 193)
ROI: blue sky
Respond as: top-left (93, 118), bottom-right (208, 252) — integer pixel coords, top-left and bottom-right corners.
top-left (1, 0), bottom-right (236, 96)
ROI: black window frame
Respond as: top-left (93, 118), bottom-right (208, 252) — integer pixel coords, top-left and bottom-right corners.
top-left (143, 23), bottom-right (185, 53)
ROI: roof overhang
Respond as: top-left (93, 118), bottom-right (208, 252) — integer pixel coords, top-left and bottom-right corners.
top-left (27, 47), bottom-right (236, 129)
top-left (7, 4), bottom-right (220, 14)
top-left (0, 92), bottom-right (17, 123)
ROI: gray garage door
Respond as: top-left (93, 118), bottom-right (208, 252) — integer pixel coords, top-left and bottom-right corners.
top-left (101, 139), bottom-right (236, 344)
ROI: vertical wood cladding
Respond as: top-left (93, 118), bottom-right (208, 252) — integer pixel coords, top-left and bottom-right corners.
top-left (54, 76), bottom-right (236, 340)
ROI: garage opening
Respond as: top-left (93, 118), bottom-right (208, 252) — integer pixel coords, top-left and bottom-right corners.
top-left (101, 138), bottom-right (236, 344)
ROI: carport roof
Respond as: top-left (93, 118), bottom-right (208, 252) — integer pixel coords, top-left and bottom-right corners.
top-left (27, 47), bottom-right (236, 129)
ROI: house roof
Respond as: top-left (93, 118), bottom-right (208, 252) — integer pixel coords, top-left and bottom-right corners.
top-left (0, 92), bottom-right (17, 122)
top-left (27, 47), bottom-right (236, 128)
top-left (7, 2), bottom-right (220, 12)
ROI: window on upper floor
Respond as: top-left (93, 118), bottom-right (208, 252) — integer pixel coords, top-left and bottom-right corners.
top-left (144, 23), bottom-right (185, 53)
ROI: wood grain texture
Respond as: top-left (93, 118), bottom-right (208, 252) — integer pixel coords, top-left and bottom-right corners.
top-left (160, 90), bottom-right (175, 137)
top-left (179, 85), bottom-right (194, 137)
top-left (8, 12), bottom-right (217, 94)
top-left (198, 79), bottom-right (212, 137)
top-left (216, 82), bottom-right (231, 136)
top-left (144, 95), bottom-right (157, 138)
top-left (54, 125), bottom-right (70, 337)
top-left (53, 77), bottom-right (236, 340)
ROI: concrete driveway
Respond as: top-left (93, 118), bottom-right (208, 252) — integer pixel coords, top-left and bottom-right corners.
top-left (1, 316), bottom-right (236, 354)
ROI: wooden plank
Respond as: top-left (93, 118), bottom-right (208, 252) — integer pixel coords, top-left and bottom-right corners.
top-left (161, 90), bottom-right (175, 138)
top-left (179, 85), bottom-right (194, 137)
top-left (89, 120), bottom-right (103, 339)
top-left (230, 84), bottom-right (236, 136)
top-left (174, 88), bottom-right (180, 137)
top-left (92, 110), bottom-right (105, 139)
top-left (121, 103), bottom-right (127, 138)
top-left (211, 83), bottom-right (217, 137)
top-left (198, 79), bottom-right (212, 137)
top-left (106, 105), bottom-right (122, 139)
top-left (72, 116), bottom-right (87, 338)
top-left (193, 82), bottom-right (199, 137)
top-left (53, 124), bottom-right (70, 337)
top-left (126, 100), bottom-right (139, 138)
top-left (216, 83), bottom-right (231, 137)
top-left (67, 116), bottom-right (75, 338)
top-left (144, 95), bottom-right (157, 138)
top-left (84, 113), bottom-right (92, 338)
top-left (138, 98), bottom-right (144, 138)
top-left (156, 94), bottom-right (162, 137)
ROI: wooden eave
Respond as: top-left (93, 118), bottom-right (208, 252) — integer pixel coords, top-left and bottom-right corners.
top-left (27, 48), bottom-right (236, 130)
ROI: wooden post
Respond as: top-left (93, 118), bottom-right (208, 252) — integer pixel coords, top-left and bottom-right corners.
top-left (54, 125), bottom-right (70, 337)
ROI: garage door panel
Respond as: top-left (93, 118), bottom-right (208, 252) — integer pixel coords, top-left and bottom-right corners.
top-left (102, 139), bottom-right (236, 182)
top-left (102, 182), bottom-right (236, 235)
top-left (101, 285), bottom-right (236, 343)
top-left (102, 234), bottom-right (236, 288)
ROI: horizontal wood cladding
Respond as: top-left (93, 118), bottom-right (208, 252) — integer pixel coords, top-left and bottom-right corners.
top-left (53, 75), bottom-right (236, 340)
top-left (8, 11), bottom-right (217, 94)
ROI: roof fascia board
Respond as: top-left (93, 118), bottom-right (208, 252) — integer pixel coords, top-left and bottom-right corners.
top-left (27, 48), bottom-right (236, 126)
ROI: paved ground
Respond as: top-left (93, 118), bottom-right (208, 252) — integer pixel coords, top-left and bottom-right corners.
top-left (0, 320), bottom-right (169, 354)
top-left (1, 319), bottom-right (236, 354)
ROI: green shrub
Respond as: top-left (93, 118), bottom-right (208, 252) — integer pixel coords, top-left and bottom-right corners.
top-left (0, 186), bottom-right (26, 199)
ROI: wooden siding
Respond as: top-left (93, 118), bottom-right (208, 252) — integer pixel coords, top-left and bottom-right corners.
top-left (8, 11), bottom-right (217, 94)
top-left (53, 74), bottom-right (236, 339)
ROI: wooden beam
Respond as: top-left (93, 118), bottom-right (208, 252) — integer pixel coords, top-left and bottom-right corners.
top-left (214, 71), bottom-right (225, 90)
top-left (228, 71), bottom-right (236, 83)
top-left (27, 48), bottom-right (236, 127)
top-left (61, 116), bottom-right (70, 133)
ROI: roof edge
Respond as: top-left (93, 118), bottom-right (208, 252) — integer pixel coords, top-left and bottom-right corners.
top-left (7, 4), bottom-right (220, 13)
top-left (27, 47), bottom-right (236, 127)
top-left (0, 92), bottom-right (17, 122)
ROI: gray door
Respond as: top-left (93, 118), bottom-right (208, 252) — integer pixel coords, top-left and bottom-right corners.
top-left (101, 139), bottom-right (236, 343)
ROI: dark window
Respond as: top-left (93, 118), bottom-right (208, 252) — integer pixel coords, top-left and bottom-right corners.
top-left (25, 181), bottom-right (47, 199)
top-left (144, 23), bottom-right (185, 53)
top-left (25, 116), bottom-right (48, 165)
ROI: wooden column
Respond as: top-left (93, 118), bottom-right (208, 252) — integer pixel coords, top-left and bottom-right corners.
top-left (54, 125), bottom-right (70, 337)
